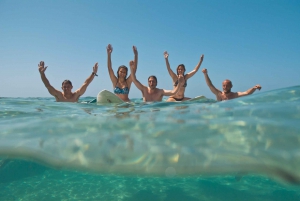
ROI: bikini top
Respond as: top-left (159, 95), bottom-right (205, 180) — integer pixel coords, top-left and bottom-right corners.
top-left (114, 81), bottom-right (129, 94)
top-left (174, 80), bottom-right (187, 87)
top-left (114, 86), bottom-right (129, 94)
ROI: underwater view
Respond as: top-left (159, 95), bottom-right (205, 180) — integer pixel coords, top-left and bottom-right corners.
top-left (1, 85), bottom-right (300, 201)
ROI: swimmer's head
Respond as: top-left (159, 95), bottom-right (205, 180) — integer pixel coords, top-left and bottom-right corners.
top-left (117, 65), bottom-right (128, 79)
top-left (148, 75), bottom-right (157, 89)
top-left (61, 80), bottom-right (73, 93)
top-left (62, 80), bottom-right (72, 86)
top-left (222, 79), bottom-right (232, 94)
top-left (177, 64), bottom-right (186, 75)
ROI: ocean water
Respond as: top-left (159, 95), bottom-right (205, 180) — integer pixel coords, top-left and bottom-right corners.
top-left (1, 85), bottom-right (300, 201)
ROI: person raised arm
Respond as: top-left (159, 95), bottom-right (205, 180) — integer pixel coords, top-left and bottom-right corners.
top-left (75, 63), bottom-right (98, 96)
top-left (162, 75), bottom-right (184, 96)
top-left (202, 68), bottom-right (221, 96)
top-left (127, 46), bottom-right (138, 83)
top-left (237, 85), bottom-right (262, 97)
top-left (38, 61), bottom-right (61, 97)
top-left (129, 60), bottom-right (146, 92)
top-left (106, 44), bottom-right (118, 87)
top-left (185, 54), bottom-right (204, 79)
top-left (164, 51), bottom-right (177, 80)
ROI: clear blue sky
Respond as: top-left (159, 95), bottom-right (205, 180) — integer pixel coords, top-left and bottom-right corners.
top-left (0, 0), bottom-right (299, 99)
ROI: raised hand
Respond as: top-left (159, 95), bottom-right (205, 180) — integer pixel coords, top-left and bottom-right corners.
top-left (254, 85), bottom-right (262, 90)
top-left (93, 62), bottom-right (98, 74)
top-left (133, 46), bottom-right (138, 54)
top-left (178, 75), bottom-right (184, 84)
top-left (38, 61), bottom-right (48, 74)
top-left (202, 68), bottom-right (207, 74)
top-left (200, 54), bottom-right (204, 62)
top-left (164, 51), bottom-right (169, 59)
top-left (107, 44), bottom-right (113, 54)
top-left (129, 60), bottom-right (135, 73)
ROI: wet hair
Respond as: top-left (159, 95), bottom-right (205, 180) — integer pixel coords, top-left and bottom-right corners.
top-left (117, 65), bottom-right (128, 79)
top-left (176, 64), bottom-right (186, 75)
top-left (148, 75), bottom-right (157, 83)
top-left (62, 80), bottom-right (72, 86)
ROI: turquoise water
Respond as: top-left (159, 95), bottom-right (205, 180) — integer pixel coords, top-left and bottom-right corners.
top-left (1, 86), bottom-right (300, 201)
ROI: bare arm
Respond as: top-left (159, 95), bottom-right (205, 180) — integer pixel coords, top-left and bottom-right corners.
top-left (163, 75), bottom-right (184, 96)
top-left (38, 61), bottom-right (61, 97)
top-left (164, 51), bottom-right (177, 80)
top-left (237, 85), bottom-right (262, 97)
top-left (75, 63), bottom-right (98, 96)
top-left (185, 54), bottom-right (204, 79)
top-left (106, 44), bottom-right (117, 86)
top-left (127, 46), bottom-right (138, 83)
top-left (202, 68), bottom-right (221, 96)
top-left (129, 60), bottom-right (147, 91)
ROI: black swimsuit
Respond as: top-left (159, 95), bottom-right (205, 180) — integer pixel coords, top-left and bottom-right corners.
top-left (174, 80), bottom-right (187, 87)
top-left (172, 79), bottom-right (187, 101)
top-left (173, 97), bottom-right (184, 101)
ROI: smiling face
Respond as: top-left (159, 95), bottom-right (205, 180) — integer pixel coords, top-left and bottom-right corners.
top-left (222, 80), bottom-right (232, 94)
top-left (61, 80), bottom-right (73, 94)
top-left (148, 76), bottom-right (157, 89)
top-left (117, 66), bottom-right (128, 79)
top-left (177, 64), bottom-right (186, 75)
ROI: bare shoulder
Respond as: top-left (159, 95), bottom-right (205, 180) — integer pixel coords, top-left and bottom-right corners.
top-left (73, 90), bottom-right (82, 98)
top-left (55, 91), bottom-right (64, 98)
top-left (184, 74), bottom-right (191, 81)
top-left (160, 88), bottom-right (166, 95)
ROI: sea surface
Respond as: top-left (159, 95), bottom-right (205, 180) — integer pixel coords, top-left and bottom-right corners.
top-left (1, 86), bottom-right (300, 201)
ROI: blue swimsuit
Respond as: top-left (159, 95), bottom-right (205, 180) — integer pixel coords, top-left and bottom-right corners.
top-left (114, 81), bottom-right (129, 94)
top-left (114, 86), bottom-right (129, 94)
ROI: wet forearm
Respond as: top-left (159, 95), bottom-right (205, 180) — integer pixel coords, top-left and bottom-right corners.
top-left (134, 52), bottom-right (138, 70)
top-left (84, 73), bottom-right (96, 85)
top-left (194, 60), bottom-right (203, 72)
top-left (107, 54), bottom-right (112, 70)
top-left (171, 84), bottom-right (181, 95)
top-left (204, 74), bottom-right (213, 86)
top-left (245, 87), bottom-right (257, 95)
top-left (166, 59), bottom-right (171, 70)
top-left (40, 73), bottom-right (51, 88)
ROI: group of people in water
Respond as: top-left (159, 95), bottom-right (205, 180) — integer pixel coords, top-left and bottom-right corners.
top-left (38, 44), bottom-right (262, 103)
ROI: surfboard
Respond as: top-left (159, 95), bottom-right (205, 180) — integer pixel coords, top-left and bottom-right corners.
top-left (175, 95), bottom-right (207, 102)
top-left (97, 90), bottom-right (125, 104)
top-left (187, 95), bottom-right (207, 102)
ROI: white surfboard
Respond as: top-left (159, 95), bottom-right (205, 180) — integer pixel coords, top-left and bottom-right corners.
top-left (97, 90), bottom-right (125, 104)
top-left (175, 95), bottom-right (207, 102)
top-left (187, 95), bottom-right (207, 102)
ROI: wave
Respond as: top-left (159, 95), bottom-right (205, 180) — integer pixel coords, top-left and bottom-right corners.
top-left (0, 85), bottom-right (300, 184)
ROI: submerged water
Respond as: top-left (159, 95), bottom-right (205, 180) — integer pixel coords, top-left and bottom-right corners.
top-left (1, 86), bottom-right (300, 201)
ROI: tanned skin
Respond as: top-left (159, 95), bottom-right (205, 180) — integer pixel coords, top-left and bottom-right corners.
top-left (202, 68), bottom-right (261, 101)
top-left (38, 61), bottom-right (98, 102)
top-left (106, 44), bottom-right (138, 102)
top-left (164, 51), bottom-right (204, 101)
top-left (129, 61), bottom-right (184, 102)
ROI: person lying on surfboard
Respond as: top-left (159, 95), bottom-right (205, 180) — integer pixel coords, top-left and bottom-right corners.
top-left (202, 68), bottom-right (262, 101)
top-left (164, 51), bottom-right (204, 102)
top-left (129, 61), bottom-right (185, 102)
top-left (106, 44), bottom-right (138, 102)
top-left (38, 61), bottom-right (98, 102)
